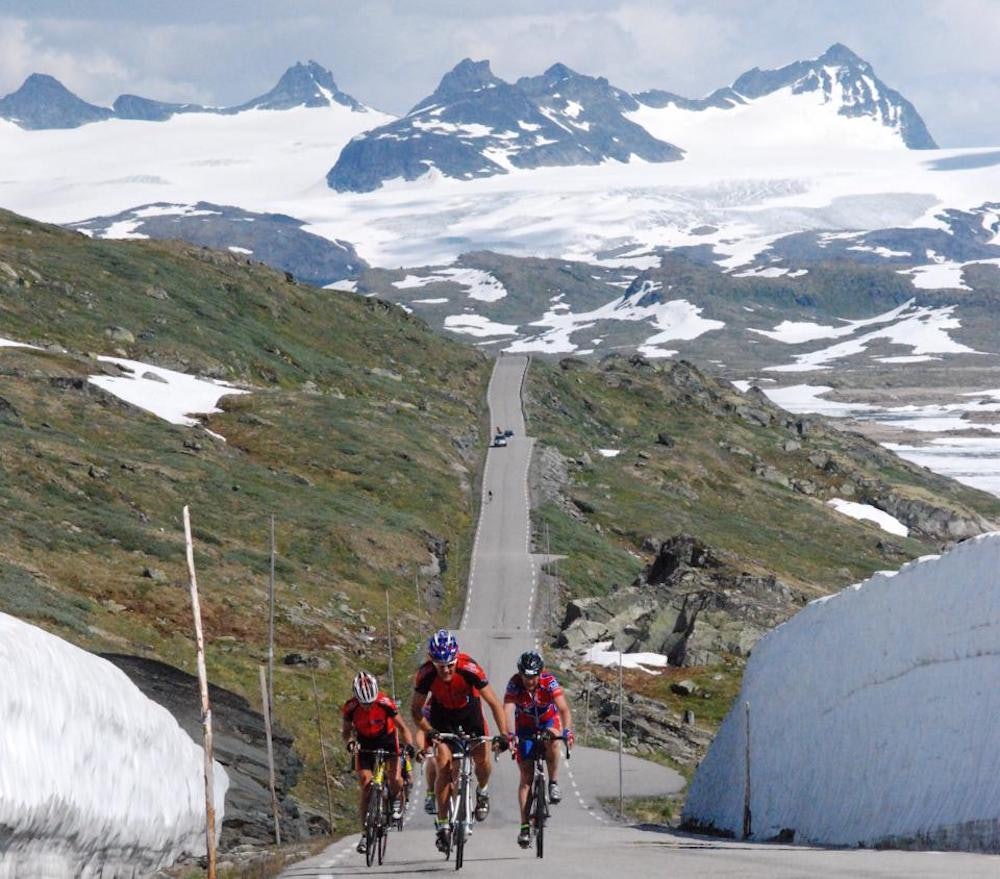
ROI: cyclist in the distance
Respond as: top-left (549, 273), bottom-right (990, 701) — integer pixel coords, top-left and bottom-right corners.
top-left (411, 629), bottom-right (510, 853)
top-left (504, 650), bottom-right (574, 849)
top-left (342, 671), bottom-right (415, 854)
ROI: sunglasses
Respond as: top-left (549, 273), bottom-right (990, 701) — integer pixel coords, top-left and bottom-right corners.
top-left (432, 660), bottom-right (457, 670)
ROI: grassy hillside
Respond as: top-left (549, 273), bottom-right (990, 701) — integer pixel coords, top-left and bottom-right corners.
top-left (525, 354), bottom-right (1000, 600)
top-left (0, 209), bottom-right (491, 827)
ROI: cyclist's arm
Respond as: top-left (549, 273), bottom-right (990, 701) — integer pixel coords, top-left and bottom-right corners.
top-left (554, 691), bottom-right (573, 734)
top-left (503, 701), bottom-right (516, 737)
top-left (410, 690), bottom-right (432, 733)
top-left (395, 711), bottom-right (415, 748)
top-left (479, 683), bottom-right (509, 737)
top-left (341, 716), bottom-right (355, 748)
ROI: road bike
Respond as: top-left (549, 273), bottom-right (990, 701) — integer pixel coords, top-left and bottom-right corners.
top-left (397, 750), bottom-right (414, 831)
top-left (522, 729), bottom-right (571, 859)
top-left (435, 731), bottom-right (495, 870)
top-left (358, 748), bottom-right (395, 866)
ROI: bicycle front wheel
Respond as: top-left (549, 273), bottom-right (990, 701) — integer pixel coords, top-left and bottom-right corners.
top-left (377, 789), bottom-right (389, 864)
top-left (364, 786), bottom-right (381, 867)
top-left (454, 788), bottom-right (467, 870)
top-left (533, 774), bottom-right (547, 859)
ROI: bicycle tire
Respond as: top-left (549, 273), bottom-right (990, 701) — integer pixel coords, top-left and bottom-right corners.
top-left (377, 787), bottom-right (390, 864)
top-left (364, 785), bottom-right (381, 868)
top-left (534, 773), bottom-right (547, 859)
top-left (454, 787), bottom-right (467, 870)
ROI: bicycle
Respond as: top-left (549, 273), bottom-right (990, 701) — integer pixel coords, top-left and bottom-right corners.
top-left (522, 729), bottom-right (571, 859)
top-left (397, 750), bottom-right (414, 831)
top-left (358, 748), bottom-right (394, 866)
top-left (435, 731), bottom-right (495, 871)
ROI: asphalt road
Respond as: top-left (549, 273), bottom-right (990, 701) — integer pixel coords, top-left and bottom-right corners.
top-left (282, 354), bottom-right (1000, 878)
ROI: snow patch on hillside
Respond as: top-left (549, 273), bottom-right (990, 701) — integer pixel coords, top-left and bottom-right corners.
top-left (393, 268), bottom-right (508, 301)
top-left (682, 534), bottom-right (1000, 849)
top-left (827, 498), bottom-right (908, 536)
top-left (0, 612), bottom-right (228, 876)
top-left (89, 356), bottom-right (249, 431)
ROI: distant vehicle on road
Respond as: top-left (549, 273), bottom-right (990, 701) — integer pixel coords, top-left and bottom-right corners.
top-left (492, 435), bottom-right (508, 448)
top-left (503, 429), bottom-right (514, 438)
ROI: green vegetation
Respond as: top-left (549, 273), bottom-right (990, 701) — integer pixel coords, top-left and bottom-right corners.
top-left (0, 209), bottom-right (490, 826)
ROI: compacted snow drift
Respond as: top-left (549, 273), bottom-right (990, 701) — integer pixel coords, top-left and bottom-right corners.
top-left (683, 534), bottom-right (1000, 851)
top-left (0, 613), bottom-right (229, 877)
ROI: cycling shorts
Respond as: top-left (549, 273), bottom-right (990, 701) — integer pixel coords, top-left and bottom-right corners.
top-left (355, 731), bottom-right (399, 772)
top-left (516, 718), bottom-right (562, 762)
top-left (429, 699), bottom-right (487, 755)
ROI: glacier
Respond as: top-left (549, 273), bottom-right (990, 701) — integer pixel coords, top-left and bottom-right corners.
top-left (682, 533), bottom-right (1000, 850)
top-left (0, 613), bottom-right (229, 877)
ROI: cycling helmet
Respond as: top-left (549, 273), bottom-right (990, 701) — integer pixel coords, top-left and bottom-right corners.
top-left (428, 629), bottom-right (459, 663)
top-left (517, 650), bottom-right (544, 675)
top-left (353, 671), bottom-right (379, 704)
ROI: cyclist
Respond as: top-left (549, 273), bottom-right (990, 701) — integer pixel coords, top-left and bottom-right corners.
top-left (411, 629), bottom-right (510, 852)
top-left (504, 650), bottom-right (574, 849)
top-left (417, 693), bottom-right (439, 815)
top-left (342, 671), bottom-right (415, 854)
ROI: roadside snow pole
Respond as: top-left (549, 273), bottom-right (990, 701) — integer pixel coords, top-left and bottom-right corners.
top-left (743, 700), bottom-right (752, 839)
top-left (311, 672), bottom-right (336, 833)
top-left (259, 665), bottom-right (282, 845)
top-left (618, 651), bottom-right (624, 820)
top-left (583, 686), bottom-right (591, 747)
top-left (268, 515), bottom-right (277, 718)
top-left (386, 590), bottom-right (397, 702)
top-left (183, 505), bottom-right (218, 879)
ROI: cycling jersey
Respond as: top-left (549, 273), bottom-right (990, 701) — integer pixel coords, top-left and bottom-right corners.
top-left (342, 692), bottom-right (399, 738)
top-left (414, 653), bottom-right (488, 710)
top-left (504, 671), bottom-right (563, 731)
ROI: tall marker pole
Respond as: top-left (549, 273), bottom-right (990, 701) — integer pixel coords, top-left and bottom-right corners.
top-left (311, 672), bottom-right (336, 833)
top-left (618, 650), bottom-right (624, 821)
top-left (386, 590), bottom-right (397, 702)
top-left (259, 665), bottom-right (282, 844)
top-left (268, 514), bottom-right (276, 717)
top-left (183, 505), bottom-right (218, 879)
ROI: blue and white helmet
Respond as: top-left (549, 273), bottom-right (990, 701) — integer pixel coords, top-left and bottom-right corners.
top-left (428, 628), bottom-right (459, 663)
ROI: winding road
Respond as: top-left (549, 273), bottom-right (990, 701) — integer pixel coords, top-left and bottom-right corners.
top-left (281, 355), bottom-right (999, 878)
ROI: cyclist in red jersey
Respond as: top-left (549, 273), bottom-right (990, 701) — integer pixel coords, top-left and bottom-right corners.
top-left (342, 671), bottom-right (415, 854)
top-left (504, 650), bottom-right (574, 849)
top-left (411, 629), bottom-right (510, 852)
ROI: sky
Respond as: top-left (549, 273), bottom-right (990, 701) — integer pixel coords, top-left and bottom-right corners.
top-left (0, 1), bottom-right (998, 147)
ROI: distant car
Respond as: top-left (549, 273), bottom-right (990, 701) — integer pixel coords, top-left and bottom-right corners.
top-left (492, 435), bottom-right (508, 448)
top-left (503, 429), bottom-right (514, 438)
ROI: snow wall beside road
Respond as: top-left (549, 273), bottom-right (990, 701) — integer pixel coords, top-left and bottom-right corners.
top-left (683, 533), bottom-right (1000, 851)
top-left (0, 612), bottom-right (229, 877)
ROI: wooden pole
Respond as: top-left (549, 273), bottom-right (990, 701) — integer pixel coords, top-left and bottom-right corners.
top-left (618, 651), bottom-right (624, 821)
top-left (584, 687), bottom-right (591, 747)
top-left (259, 665), bottom-right (282, 845)
top-left (311, 672), bottom-right (336, 833)
top-left (743, 700), bottom-right (752, 840)
top-left (268, 514), bottom-right (276, 717)
top-left (385, 590), bottom-right (397, 703)
top-left (183, 505), bottom-right (217, 879)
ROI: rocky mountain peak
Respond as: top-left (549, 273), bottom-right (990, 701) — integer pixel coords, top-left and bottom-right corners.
top-left (424, 58), bottom-right (502, 105)
top-left (0, 72), bottom-right (113, 129)
top-left (818, 42), bottom-right (867, 67)
top-left (237, 60), bottom-right (363, 111)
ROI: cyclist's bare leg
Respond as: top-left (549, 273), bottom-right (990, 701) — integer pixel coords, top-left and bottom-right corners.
top-left (356, 767), bottom-right (374, 826)
top-left (545, 738), bottom-right (561, 783)
top-left (387, 756), bottom-right (403, 799)
top-left (433, 743), bottom-right (455, 819)
top-left (471, 741), bottom-right (493, 789)
top-left (517, 759), bottom-right (533, 823)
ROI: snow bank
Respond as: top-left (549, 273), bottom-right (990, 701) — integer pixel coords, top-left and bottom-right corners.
top-left (826, 498), bottom-right (909, 536)
top-left (583, 640), bottom-right (668, 674)
top-left (0, 613), bottom-right (229, 877)
top-left (682, 534), bottom-right (1000, 850)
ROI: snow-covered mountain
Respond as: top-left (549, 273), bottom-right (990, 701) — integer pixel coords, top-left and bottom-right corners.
top-left (634, 43), bottom-right (936, 150)
top-left (682, 533), bottom-right (1000, 850)
top-left (70, 201), bottom-right (368, 286)
top-left (0, 73), bottom-right (113, 129)
top-left (327, 59), bottom-right (683, 192)
top-left (0, 612), bottom-right (229, 876)
top-left (0, 60), bottom-right (368, 128)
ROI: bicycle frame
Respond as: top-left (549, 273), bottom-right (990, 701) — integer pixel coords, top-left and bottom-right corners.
top-left (358, 748), bottom-right (395, 866)
top-left (436, 732), bottom-right (494, 870)
top-left (521, 730), bottom-right (570, 859)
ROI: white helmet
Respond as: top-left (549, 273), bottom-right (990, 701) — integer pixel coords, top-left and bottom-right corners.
top-left (353, 671), bottom-right (379, 704)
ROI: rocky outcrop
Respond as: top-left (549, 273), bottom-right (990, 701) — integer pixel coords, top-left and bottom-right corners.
top-left (102, 654), bottom-right (322, 848)
top-left (558, 535), bottom-right (801, 667)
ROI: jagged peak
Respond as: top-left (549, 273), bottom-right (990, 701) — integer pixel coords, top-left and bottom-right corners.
top-left (434, 59), bottom-right (501, 96)
top-left (817, 43), bottom-right (868, 67)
